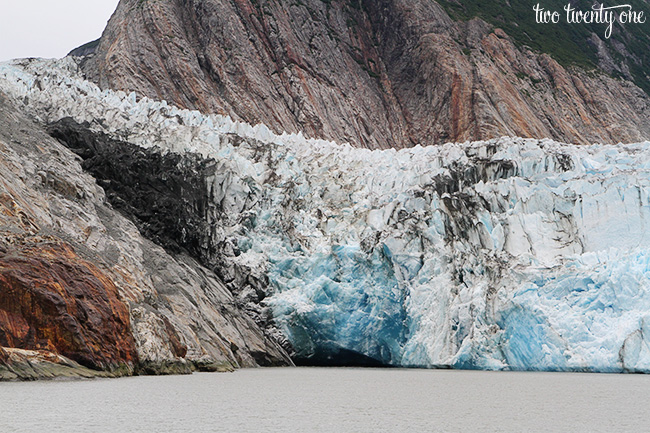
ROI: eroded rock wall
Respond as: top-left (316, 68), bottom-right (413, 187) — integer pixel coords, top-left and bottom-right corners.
top-left (0, 90), bottom-right (291, 380)
top-left (0, 241), bottom-right (137, 371)
top-left (84, 0), bottom-right (650, 148)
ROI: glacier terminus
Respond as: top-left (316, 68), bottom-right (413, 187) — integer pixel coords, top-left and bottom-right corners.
top-left (2, 57), bottom-right (650, 373)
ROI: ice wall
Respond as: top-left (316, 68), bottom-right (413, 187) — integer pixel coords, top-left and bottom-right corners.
top-left (3, 58), bottom-right (650, 372)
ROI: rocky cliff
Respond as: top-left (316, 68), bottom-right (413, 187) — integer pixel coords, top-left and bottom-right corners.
top-left (83, 0), bottom-right (650, 149)
top-left (0, 85), bottom-right (291, 380)
top-left (0, 241), bottom-right (137, 372)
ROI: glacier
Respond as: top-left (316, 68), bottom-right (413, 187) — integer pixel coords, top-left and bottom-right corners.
top-left (2, 57), bottom-right (650, 372)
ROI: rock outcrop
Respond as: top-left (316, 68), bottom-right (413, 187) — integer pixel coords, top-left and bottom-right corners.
top-left (0, 88), bottom-right (291, 380)
top-left (0, 347), bottom-right (117, 381)
top-left (84, 0), bottom-right (650, 148)
top-left (0, 240), bottom-right (137, 372)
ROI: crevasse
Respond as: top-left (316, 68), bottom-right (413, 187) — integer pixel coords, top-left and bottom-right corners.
top-left (3, 58), bottom-right (650, 372)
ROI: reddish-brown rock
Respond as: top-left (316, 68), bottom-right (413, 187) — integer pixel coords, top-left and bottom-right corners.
top-left (84, 0), bottom-right (650, 148)
top-left (0, 240), bottom-right (138, 371)
top-left (0, 87), bottom-right (292, 378)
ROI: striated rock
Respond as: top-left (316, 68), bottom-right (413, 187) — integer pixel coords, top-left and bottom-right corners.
top-left (0, 240), bottom-right (137, 371)
top-left (0, 347), bottom-right (117, 381)
top-left (84, 0), bottom-right (650, 148)
top-left (434, 0), bottom-right (650, 96)
top-left (46, 118), bottom-right (292, 359)
top-left (0, 89), bottom-right (292, 380)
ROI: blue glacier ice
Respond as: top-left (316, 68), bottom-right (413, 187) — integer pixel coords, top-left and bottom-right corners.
top-left (3, 57), bottom-right (650, 372)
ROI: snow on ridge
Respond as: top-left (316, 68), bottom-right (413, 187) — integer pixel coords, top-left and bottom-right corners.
top-left (3, 57), bottom-right (650, 372)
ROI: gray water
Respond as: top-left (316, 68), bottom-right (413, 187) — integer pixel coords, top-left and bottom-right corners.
top-left (1, 368), bottom-right (649, 432)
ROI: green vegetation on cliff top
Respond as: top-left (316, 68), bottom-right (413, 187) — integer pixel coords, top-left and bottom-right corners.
top-left (437, 0), bottom-right (650, 94)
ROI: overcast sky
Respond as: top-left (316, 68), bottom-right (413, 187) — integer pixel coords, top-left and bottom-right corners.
top-left (0, 1), bottom-right (119, 62)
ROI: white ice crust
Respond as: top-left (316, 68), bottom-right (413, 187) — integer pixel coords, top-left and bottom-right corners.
top-left (3, 57), bottom-right (650, 372)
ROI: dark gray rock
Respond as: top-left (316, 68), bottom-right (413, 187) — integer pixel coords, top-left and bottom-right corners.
top-left (0, 92), bottom-right (292, 380)
top-left (68, 39), bottom-right (100, 57)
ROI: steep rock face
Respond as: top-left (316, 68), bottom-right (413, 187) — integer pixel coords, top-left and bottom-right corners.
top-left (0, 85), bottom-right (291, 379)
top-left (435, 0), bottom-right (650, 95)
top-left (0, 240), bottom-right (137, 371)
top-left (84, 0), bottom-right (650, 148)
top-left (46, 118), bottom-right (288, 355)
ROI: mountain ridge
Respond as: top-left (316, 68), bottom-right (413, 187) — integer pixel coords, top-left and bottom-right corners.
top-left (81, 0), bottom-right (650, 149)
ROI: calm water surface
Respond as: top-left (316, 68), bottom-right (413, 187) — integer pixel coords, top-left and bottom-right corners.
top-left (1, 367), bottom-right (649, 432)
